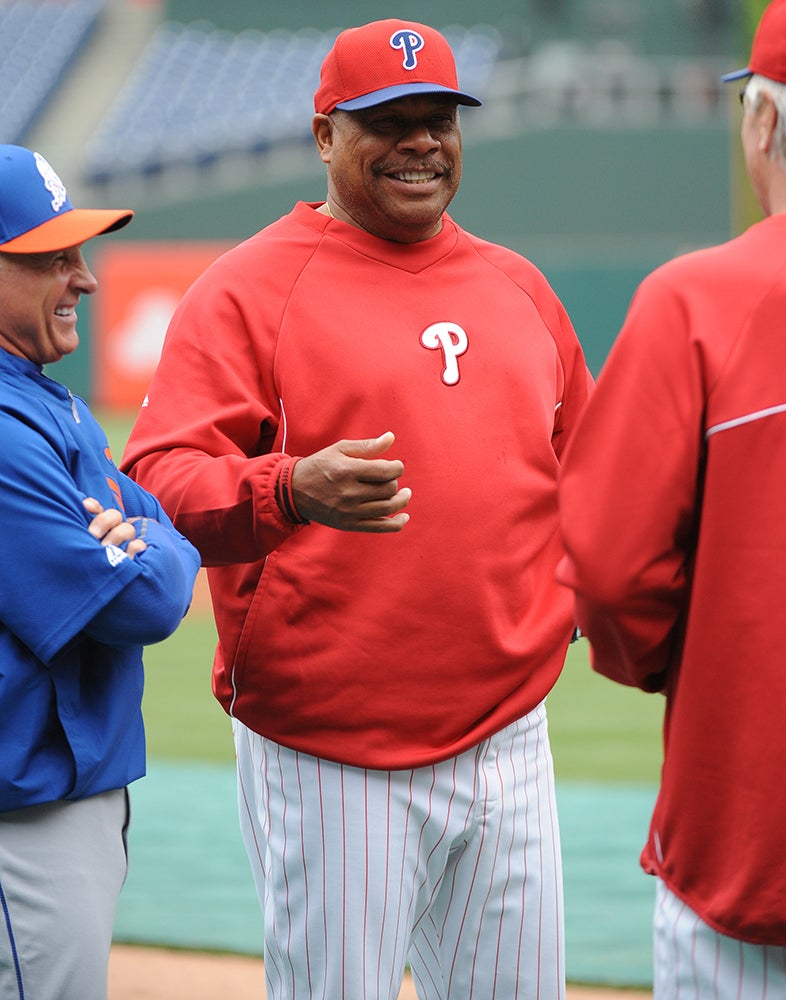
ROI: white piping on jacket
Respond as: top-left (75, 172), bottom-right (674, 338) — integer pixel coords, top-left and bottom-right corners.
top-left (706, 402), bottom-right (786, 440)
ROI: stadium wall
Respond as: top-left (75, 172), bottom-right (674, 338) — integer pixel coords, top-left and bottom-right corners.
top-left (164, 0), bottom-right (733, 58)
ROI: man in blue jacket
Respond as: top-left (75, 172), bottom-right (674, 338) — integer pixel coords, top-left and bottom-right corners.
top-left (0, 144), bottom-right (201, 1000)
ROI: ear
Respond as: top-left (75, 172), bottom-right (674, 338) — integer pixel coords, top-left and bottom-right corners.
top-left (312, 114), bottom-right (333, 164)
top-left (757, 93), bottom-right (779, 154)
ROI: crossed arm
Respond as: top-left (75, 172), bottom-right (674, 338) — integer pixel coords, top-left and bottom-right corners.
top-left (82, 495), bottom-right (150, 557)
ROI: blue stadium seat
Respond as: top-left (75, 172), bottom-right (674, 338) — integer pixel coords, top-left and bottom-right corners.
top-left (0, 0), bottom-right (105, 142)
top-left (82, 21), bottom-right (502, 185)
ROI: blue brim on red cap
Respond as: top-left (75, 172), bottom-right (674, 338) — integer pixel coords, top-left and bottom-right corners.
top-left (337, 81), bottom-right (482, 111)
top-left (721, 67), bottom-right (752, 82)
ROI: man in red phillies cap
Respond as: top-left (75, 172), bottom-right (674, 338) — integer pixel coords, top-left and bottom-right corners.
top-left (558, 1), bottom-right (786, 997)
top-left (123, 18), bottom-right (592, 999)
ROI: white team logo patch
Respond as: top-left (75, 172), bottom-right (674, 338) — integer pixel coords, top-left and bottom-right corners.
top-left (33, 151), bottom-right (68, 213)
top-left (105, 544), bottom-right (128, 567)
top-left (420, 321), bottom-right (468, 385)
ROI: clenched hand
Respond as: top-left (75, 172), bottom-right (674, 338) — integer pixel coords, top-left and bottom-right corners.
top-left (292, 431), bottom-right (411, 533)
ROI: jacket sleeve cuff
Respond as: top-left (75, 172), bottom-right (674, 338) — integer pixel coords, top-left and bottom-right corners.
top-left (274, 457), bottom-right (310, 525)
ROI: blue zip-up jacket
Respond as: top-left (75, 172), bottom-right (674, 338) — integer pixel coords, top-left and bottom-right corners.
top-left (0, 348), bottom-right (200, 810)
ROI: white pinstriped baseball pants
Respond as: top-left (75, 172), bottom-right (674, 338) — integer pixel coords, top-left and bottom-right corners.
top-left (234, 703), bottom-right (565, 1000)
top-left (654, 880), bottom-right (786, 999)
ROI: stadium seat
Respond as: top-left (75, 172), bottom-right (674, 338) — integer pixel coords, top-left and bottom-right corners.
top-left (0, 0), bottom-right (105, 142)
top-left (82, 21), bottom-right (502, 185)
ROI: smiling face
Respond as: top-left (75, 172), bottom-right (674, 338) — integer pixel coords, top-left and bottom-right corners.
top-left (313, 94), bottom-right (463, 243)
top-left (0, 245), bottom-right (97, 365)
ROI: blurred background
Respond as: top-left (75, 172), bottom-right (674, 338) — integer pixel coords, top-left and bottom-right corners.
top-left (0, 0), bottom-right (764, 405)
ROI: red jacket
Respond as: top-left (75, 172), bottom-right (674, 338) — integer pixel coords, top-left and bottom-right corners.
top-left (123, 202), bottom-right (591, 769)
top-left (558, 214), bottom-right (786, 945)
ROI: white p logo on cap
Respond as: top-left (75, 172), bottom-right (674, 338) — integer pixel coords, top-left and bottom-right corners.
top-left (390, 29), bottom-right (424, 70)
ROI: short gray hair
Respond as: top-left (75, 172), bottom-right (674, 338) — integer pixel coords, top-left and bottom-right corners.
top-left (744, 74), bottom-right (786, 168)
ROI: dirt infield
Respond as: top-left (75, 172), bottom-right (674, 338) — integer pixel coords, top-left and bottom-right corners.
top-left (108, 945), bottom-right (652, 999)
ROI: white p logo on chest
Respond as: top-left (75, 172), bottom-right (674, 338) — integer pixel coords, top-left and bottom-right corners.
top-left (420, 322), bottom-right (468, 386)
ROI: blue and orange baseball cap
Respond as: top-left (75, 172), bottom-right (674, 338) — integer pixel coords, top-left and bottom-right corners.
top-left (722, 0), bottom-right (786, 84)
top-left (0, 144), bottom-right (132, 253)
top-left (313, 19), bottom-right (482, 115)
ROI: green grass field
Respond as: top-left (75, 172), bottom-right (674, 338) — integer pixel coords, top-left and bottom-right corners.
top-left (102, 411), bottom-right (664, 786)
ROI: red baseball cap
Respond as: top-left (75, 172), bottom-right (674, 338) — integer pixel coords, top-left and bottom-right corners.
top-left (313, 19), bottom-right (482, 115)
top-left (0, 145), bottom-right (132, 253)
top-left (722, 0), bottom-right (786, 83)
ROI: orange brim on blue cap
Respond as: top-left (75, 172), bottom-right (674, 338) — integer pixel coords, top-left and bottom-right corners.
top-left (0, 145), bottom-right (132, 253)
